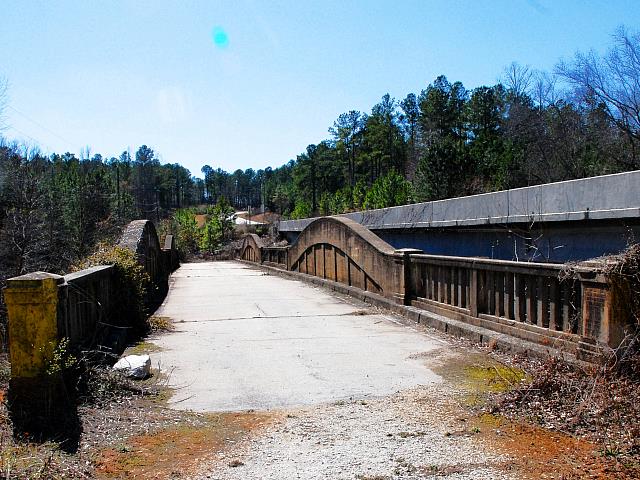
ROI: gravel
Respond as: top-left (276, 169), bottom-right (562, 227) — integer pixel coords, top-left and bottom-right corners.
top-left (190, 384), bottom-right (514, 480)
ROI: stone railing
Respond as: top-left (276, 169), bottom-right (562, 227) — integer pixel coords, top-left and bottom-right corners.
top-left (240, 217), bottom-right (631, 362)
top-left (408, 254), bottom-right (595, 358)
top-left (262, 246), bottom-right (288, 269)
top-left (58, 265), bottom-right (114, 349)
top-left (3, 220), bottom-right (179, 437)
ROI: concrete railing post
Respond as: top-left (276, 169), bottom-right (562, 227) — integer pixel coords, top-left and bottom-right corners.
top-left (394, 249), bottom-right (422, 306)
top-left (578, 271), bottom-right (630, 349)
top-left (469, 264), bottom-right (487, 318)
top-left (5, 272), bottom-right (63, 378)
top-left (469, 269), bottom-right (479, 317)
top-left (4, 272), bottom-right (78, 438)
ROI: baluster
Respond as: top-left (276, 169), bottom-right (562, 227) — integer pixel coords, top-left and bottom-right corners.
top-left (549, 278), bottom-right (560, 330)
top-left (519, 274), bottom-right (527, 322)
top-left (526, 276), bottom-right (536, 325)
top-left (469, 269), bottom-right (479, 316)
top-left (571, 280), bottom-right (581, 334)
top-left (538, 276), bottom-right (549, 328)
top-left (421, 264), bottom-right (427, 298)
top-left (486, 271), bottom-right (495, 315)
top-left (444, 266), bottom-right (450, 304)
top-left (504, 271), bottom-right (514, 320)
top-left (449, 267), bottom-right (456, 306)
top-left (495, 272), bottom-right (504, 317)
top-left (457, 268), bottom-right (463, 308)
top-left (322, 245), bottom-right (327, 279)
top-left (430, 265), bottom-right (436, 300)
top-left (422, 264), bottom-right (427, 299)
top-left (464, 268), bottom-right (470, 309)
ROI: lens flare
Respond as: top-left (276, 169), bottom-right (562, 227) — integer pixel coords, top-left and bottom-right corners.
top-left (212, 26), bottom-right (229, 48)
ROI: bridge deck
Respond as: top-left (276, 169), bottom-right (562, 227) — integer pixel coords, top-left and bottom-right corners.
top-left (151, 261), bottom-right (443, 412)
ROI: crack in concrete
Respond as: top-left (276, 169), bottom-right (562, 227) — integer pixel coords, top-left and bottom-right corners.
top-left (173, 311), bottom-right (376, 323)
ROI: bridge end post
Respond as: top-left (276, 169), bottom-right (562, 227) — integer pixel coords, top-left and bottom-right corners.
top-left (578, 271), bottom-right (631, 351)
top-left (4, 272), bottom-right (78, 440)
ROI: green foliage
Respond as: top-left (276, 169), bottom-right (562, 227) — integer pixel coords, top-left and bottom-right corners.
top-left (43, 337), bottom-right (77, 376)
top-left (200, 197), bottom-right (235, 252)
top-left (290, 199), bottom-right (312, 219)
top-left (160, 198), bottom-right (236, 257)
top-left (200, 217), bottom-right (220, 253)
top-left (319, 192), bottom-right (332, 216)
top-left (213, 196), bottom-right (235, 240)
top-left (81, 244), bottom-right (150, 333)
top-left (362, 170), bottom-right (413, 210)
top-left (173, 209), bottom-right (200, 258)
top-left (352, 181), bottom-right (367, 210)
top-left (330, 187), bottom-right (351, 214)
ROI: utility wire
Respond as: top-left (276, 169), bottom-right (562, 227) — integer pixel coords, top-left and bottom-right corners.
top-left (5, 125), bottom-right (53, 152)
top-left (7, 105), bottom-right (74, 145)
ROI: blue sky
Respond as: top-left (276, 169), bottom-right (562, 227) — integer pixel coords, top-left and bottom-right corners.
top-left (1, 0), bottom-right (638, 177)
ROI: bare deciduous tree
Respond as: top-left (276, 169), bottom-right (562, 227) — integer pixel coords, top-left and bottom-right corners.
top-left (557, 27), bottom-right (640, 142)
top-left (502, 62), bottom-right (533, 101)
top-left (532, 70), bottom-right (559, 110)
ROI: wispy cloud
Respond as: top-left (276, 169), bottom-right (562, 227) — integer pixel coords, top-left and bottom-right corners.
top-left (155, 87), bottom-right (191, 124)
top-left (525, 0), bottom-right (549, 14)
top-left (241, 0), bottom-right (281, 50)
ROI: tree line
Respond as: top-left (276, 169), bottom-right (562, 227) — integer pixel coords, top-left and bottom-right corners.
top-left (0, 143), bottom-right (204, 281)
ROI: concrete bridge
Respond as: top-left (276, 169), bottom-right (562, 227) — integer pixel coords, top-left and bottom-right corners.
top-left (148, 261), bottom-right (520, 477)
top-left (3, 169), bottom-right (637, 453)
top-left (2, 200), bottom-right (637, 476)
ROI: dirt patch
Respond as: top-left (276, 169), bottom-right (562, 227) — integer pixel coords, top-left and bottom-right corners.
top-left (94, 412), bottom-right (274, 479)
top-left (147, 316), bottom-right (174, 332)
top-left (428, 348), bottom-right (640, 479)
top-left (476, 415), bottom-right (637, 480)
top-left (489, 356), bottom-right (640, 479)
top-left (194, 215), bottom-right (207, 228)
top-left (428, 349), bottom-right (529, 409)
top-left (345, 309), bottom-right (377, 316)
top-left (0, 351), bottom-right (272, 480)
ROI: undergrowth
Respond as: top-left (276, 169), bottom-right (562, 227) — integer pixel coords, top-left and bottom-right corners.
top-left (494, 243), bottom-right (640, 471)
top-left (78, 244), bottom-right (151, 336)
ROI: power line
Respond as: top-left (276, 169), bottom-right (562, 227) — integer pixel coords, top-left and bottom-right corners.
top-left (7, 105), bottom-right (74, 145)
top-left (5, 125), bottom-right (53, 152)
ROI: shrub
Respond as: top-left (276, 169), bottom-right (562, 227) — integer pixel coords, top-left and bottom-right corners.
top-left (79, 244), bottom-right (150, 335)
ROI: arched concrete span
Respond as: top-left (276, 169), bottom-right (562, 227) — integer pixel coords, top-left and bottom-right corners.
top-left (287, 217), bottom-right (405, 301)
top-left (240, 234), bottom-right (264, 263)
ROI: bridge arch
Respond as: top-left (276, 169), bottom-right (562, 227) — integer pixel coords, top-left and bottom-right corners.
top-left (287, 217), bottom-right (404, 300)
top-left (240, 234), bottom-right (264, 263)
